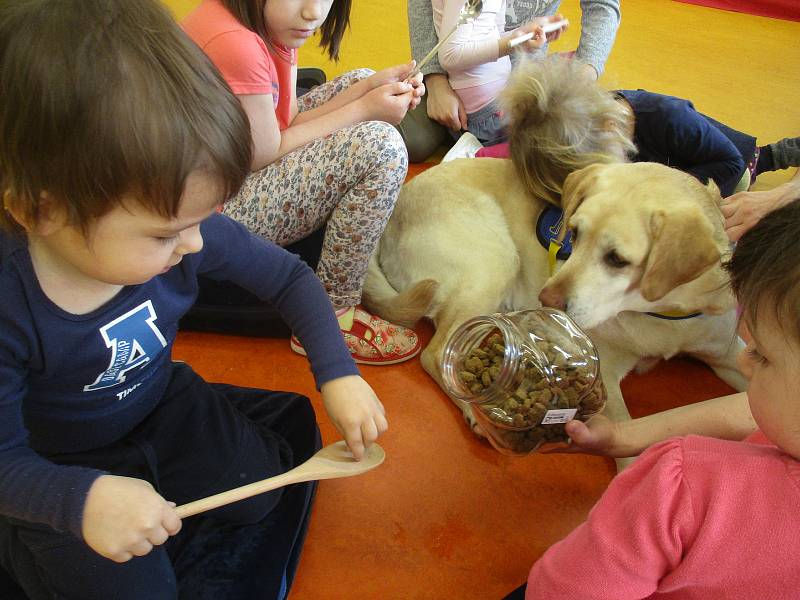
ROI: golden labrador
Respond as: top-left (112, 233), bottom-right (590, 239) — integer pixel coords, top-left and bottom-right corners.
top-left (364, 159), bottom-right (746, 428)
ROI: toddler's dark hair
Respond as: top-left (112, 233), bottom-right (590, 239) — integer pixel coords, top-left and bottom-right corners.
top-left (0, 0), bottom-right (252, 234)
top-left (726, 198), bottom-right (800, 339)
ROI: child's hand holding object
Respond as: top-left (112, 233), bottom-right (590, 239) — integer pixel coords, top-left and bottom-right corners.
top-left (82, 475), bottom-right (182, 562)
top-left (321, 375), bottom-right (388, 460)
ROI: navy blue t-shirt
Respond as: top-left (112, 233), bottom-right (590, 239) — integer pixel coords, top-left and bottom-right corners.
top-left (0, 213), bottom-right (358, 538)
top-left (619, 89), bottom-right (752, 197)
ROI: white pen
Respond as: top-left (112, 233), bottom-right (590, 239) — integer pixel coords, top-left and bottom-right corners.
top-left (508, 18), bottom-right (569, 48)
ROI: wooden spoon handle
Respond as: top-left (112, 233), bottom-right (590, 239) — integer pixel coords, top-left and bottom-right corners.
top-left (175, 470), bottom-right (304, 519)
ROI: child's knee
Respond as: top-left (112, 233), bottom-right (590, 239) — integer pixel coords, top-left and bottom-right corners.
top-left (352, 121), bottom-right (409, 171)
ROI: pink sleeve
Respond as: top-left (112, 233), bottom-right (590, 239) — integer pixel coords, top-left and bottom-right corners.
top-left (526, 439), bottom-right (696, 600)
top-left (201, 30), bottom-right (275, 96)
top-left (437, 0), bottom-right (501, 72)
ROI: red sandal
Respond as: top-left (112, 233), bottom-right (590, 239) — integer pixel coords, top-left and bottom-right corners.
top-left (290, 305), bottom-right (421, 366)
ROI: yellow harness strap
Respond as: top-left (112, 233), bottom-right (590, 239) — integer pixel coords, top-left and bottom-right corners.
top-left (547, 240), bottom-right (562, 276)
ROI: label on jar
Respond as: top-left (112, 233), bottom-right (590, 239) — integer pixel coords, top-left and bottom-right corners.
top-left (541, 408), bottom-right (578, 424)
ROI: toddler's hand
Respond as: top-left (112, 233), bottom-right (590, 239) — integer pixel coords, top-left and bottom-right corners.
top-left (357, 82), bottom-right (415, 124)
top-left (321, 375), bottom-right (388, 460)
top-left (82, 475), bottom-right (182, 563)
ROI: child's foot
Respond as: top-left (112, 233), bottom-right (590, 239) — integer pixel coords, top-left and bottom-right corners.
top-left (290, 305), bottom-right (421, 366)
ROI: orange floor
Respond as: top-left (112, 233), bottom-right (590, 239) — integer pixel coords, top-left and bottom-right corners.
top-left (173, 163), bottom-right (736, 599)
top-left (174, 327), bottom-right (734, 599)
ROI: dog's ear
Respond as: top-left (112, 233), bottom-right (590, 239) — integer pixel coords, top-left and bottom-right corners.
top-left (559, 164), bottom-right (605, 242)
top-left (640, 207), bottom-right (720, 301)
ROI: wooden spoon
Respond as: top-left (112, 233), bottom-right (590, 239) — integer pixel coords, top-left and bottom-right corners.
top-left (176, 441), bottom-right (385, 519)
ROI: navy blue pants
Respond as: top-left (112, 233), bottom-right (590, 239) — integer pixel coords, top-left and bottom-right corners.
top-left (0, 363), bottom-right (320, 600)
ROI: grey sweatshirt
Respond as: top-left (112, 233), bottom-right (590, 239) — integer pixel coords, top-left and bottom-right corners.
top-left (770, 137), bottom-right (800, 171)
top-left (408, 0), bottom-right (621, 77)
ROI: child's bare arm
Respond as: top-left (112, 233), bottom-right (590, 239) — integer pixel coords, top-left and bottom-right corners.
top-left (293, 62), bottom-right (423, 126)
top-left (240, 80), bottom-right (415, 171)
top-left (551, 392), bottom-right (756, 458)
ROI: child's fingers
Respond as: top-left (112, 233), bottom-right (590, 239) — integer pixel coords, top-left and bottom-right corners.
top-left (111, 551), bottom-right (134, 564)
top-left (342, 424), bottom-right (366, 460)
top-left (129, 539), bottom-right (154, 557)
top-left (375, 410), bottom-right (389, 434)
top-left (385, 81), bottom-right (413, 96)
top-left (361, 419), bottom-right (380, 447)
top-left (348, 439), bottom-right (365, 461)
top-left (164, 505), bottom-right (183, 533)
top-left (458, 103), bottom-right (468, 130)
top-left (563, 419), bottom-right (609, 451)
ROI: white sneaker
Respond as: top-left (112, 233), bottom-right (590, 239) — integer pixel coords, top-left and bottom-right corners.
top-left (442, 132), bottom-right (484, 162)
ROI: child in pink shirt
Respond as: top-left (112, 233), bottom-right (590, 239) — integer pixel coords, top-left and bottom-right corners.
top-left (507, 199), bottom-right (800, 598)
top-left (432, 0), bottom-right (566, 145)
top-left (183, 0), bottom-right (425, 366)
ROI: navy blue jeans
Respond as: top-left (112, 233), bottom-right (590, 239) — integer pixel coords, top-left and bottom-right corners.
top-left (0, 363), bottom-right (320, 600)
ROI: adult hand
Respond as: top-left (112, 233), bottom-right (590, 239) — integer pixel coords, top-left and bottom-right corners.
top-left (424, 73), bottom-right (466, 131)
top-left (82, 475), bottom-right (181, 562)
top-left (321, 375), bottom-right (388, 460)
top-left (722, 184), bottom-right (796, 241)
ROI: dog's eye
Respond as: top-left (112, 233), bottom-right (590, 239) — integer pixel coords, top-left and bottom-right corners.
top-left (604, 250), bottom-right (629, 269)
top-left (569, 227), bottom-right (578, 243)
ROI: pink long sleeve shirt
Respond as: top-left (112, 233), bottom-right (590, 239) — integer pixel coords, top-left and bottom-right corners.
top-left (433, 0), bottom-right (509, 113)
top-left (527, 430), bottom-right (800, 599)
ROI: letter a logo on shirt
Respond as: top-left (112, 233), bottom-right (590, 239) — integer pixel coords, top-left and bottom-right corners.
top-left (84, 300), bottom-right (168, 391)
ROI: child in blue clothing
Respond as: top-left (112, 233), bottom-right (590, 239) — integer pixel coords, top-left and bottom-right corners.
top-left (477, 59), bottom-right (798, 201)
top-left (0, 1), bottom-right (386, 598)
top-left (613, 89), bottom-right (797, 198)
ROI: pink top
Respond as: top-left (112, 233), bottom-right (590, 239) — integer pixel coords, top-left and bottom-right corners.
top-left (182, 0), bottom-right (297, 130)
top-left (433, 0), bottom-right (510, 113)
top-left (526, 430), bottom-right (800, 599)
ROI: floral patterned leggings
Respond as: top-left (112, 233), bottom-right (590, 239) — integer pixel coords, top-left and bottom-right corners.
top-left (222, 69), bottom-right (409, 309)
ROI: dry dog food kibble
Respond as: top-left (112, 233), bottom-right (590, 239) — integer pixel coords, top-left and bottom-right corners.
top-left (442, 309), bottom-right (607, 455)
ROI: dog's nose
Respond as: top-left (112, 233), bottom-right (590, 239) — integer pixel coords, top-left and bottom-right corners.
top-left (538, 286), bottom-right (565, 310)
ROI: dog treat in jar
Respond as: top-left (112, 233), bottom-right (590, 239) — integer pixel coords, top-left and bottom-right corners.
top-left (440, 308), bottom-right (606, 456)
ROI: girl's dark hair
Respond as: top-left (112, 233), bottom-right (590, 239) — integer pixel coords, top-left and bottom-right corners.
top-left (221, 0), bottom-right (351, 61)
top-left (725, 198), bottom-right (800, 339)
top-left (0, 0), bottom-right (252, 234)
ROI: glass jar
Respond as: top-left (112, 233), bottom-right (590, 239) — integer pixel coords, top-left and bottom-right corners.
top-left (441, 308), bottom-right (606, 456)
